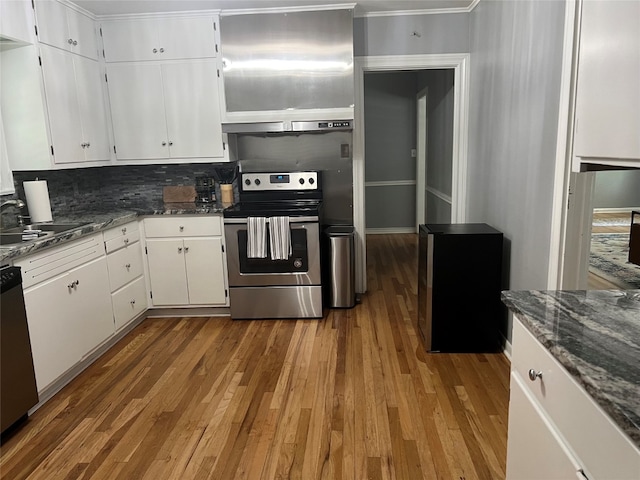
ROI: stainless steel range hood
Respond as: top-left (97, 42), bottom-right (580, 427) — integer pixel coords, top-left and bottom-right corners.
top-left (222, 120), bottom-right (352, 134)
top-left (220, 8), bottom-right (354, 131)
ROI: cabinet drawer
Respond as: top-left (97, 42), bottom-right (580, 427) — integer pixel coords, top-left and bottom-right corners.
top-left (105, 229), bottom-right (140, 254)
top-left (144, 216), bottom-right (222, 238)
top-left (112, 276), bottom-right (147, 330)
top-left (511, 318), bottom-right (640, 478)
top-left (15, 233), bottom-right (104, 289)
top-left (103, 221), bottom-right (139, 242)
top-left (106, 243), bottom-right (144, 292)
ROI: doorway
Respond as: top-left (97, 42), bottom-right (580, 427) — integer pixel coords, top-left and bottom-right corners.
top-left (353, 54), bottom-right (470, 293)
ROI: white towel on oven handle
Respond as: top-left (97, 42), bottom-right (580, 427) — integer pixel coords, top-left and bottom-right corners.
top-left (247, 217), bottom-right (267, 258)
top-left (269, 216), bottom-right (291, 260)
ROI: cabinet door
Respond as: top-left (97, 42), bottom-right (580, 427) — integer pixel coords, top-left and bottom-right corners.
top-left (184, 237), bottom-right (226, 305)
top-left (506, 373), bottom-right (583, 480)
top-left (101, 18), bottom-right (158, 62)
top-left (40, 45), bottom-right (85, 164)
top-left (146, 238), bottom-right (189, 306)
top-left (156, 17), bottom-right (217, 60)
top-left (573, 0), bottom-right (640, 162)
top-left (65, 5), bottom-right (98, 60)
top-left (112, 276), bottom-right (147, 330)
top-left (34, 0), bottom-right (69, 52)
top-left (107, 63), bottom-right (169, 160)
top-left (0, 0), bottom-right (34, 44)
top-left (71, 257), bottom-right (114, 357)
top-left (162, 61), bottom-right (224, 158)
top-left (23, 272), bottom-right (80, 392)
top-left (74, 55), bottom-right (111, 162)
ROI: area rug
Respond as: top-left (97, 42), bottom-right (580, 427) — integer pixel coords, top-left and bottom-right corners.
top-left (589, 233), bottom-right (640, 289)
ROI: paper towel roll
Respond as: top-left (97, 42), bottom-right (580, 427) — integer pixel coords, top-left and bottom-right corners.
top-left (24, 180), bottom-right (53, 223)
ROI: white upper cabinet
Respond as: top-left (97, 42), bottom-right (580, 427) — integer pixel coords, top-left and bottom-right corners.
top-left (40, 44), bottom-right (111, 165)
top-left (0, 0), bottom-right (35, 44)
top-left (34, 0), bottom-right (99, 60)
top-left (107, 60), bottom-right (224, 161)
top-left (101, 16), bottom-right (217, 62)
top-left (572, 0), bottom-right (640, 169)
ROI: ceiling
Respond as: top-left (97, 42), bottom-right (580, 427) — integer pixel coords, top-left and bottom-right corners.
top-left (72, 0), bottom-right (476, 17)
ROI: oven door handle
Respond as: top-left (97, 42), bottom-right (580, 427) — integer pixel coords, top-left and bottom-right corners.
top-left (223, 216), bottom-right (319, 224)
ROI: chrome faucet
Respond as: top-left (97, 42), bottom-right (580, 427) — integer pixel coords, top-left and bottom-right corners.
top-left (0, 199), bottom-right (26, 212)
top-left (0, 199), bottom-right (27, 226)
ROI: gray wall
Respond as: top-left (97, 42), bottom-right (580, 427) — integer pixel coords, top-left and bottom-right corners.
top-left (593, 170), bottom-right (640, 209)
top-left (364, 72), bottom-right (417, 231)
top-left (417, 69), bottom-right (455, 223)
top-left (468, 0), bottom-right (567, 338)
top-left (354, 13), bottom-right (469, 56)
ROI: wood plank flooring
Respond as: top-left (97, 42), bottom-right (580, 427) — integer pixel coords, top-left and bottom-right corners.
top-left (1, 234), bottom-right (510, 480)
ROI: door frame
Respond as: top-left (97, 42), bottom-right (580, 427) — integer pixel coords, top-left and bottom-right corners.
top-left (354, 54), bottom-right (470, 293)
top-left (416, 86), bottom-right (428, 230)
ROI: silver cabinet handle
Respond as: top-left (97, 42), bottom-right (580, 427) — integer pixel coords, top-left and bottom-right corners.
top-left (178, 247), bottom-right (183, 253)
top-left (184, 246), bottom-right (189, 253)
top-left (179, 225), bottom-right (184, 232)
top-left (159, 48), bottom-right (164, 53)
top-left (153, 48), bottom-right (158, 53)
top-left (528, 369), bottom-right (543, 381)
top-left (130, 299), bottom-right (136, 306)
top-left (125, 263), bottom-right (131, 270)
top-left (81, 142), bottom-right (86, 148)
top-left (123, 238), bottom-right (129, 245)
top-left (68, 38), bottom-right (73, 44)
top-left (72, 40), bottom-right (77, 46)
top-left (168, 141), bottom-right (173, 146)
top-left (122, 227), bottom-right (127, 234)
top-left (85, 142), bottom-right (90, 147)
top-left (67, 280), bottom-right (79, 290)
top-left (162, 141), bottom-right (167, 146)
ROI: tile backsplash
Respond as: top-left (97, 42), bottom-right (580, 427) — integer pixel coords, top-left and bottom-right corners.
top-left (11, 163), bottom-right (235, 218)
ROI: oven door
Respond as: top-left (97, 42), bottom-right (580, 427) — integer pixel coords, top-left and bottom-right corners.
top-left (224, 217), bottom-right (321, 287)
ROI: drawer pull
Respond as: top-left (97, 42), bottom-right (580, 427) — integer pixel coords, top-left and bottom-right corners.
top-left (528, 369), bottom-right (543, 381)
top-left (122, 227), bottom-right (127, 234)
top-left (124, 238), bottom-right (129, 245)
top-left (130, 299), bottom-right (136, 306)
top-left (125, 263), bottom-right (131, 270)
top-left (179, 225), bottom-right (184, 232)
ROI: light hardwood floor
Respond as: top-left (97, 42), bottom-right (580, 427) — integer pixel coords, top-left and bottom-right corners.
top-left (1, 234), bottom-right (510, 480)
top-left (588, 211), bottom-right (633, 289)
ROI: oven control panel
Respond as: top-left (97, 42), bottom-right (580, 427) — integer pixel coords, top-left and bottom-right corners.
top-left (241, 172), bottom-right (319, 191)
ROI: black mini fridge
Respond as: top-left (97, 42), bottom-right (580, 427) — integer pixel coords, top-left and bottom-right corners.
top-left (418, 223), bottom-right (504, 353)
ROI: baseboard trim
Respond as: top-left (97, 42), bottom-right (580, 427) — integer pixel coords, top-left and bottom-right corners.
top-left (502, 334), bottom-right (512, 361)
top-left (366, 227), bottom-right (416, 235)
top-left (146, 306), bottom-right (230, 318)
top-left (593, 207), bottom-right (639, 214)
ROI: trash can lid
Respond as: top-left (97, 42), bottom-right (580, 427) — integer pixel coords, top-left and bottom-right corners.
top-left (325, 225), bottom-right (355, 236)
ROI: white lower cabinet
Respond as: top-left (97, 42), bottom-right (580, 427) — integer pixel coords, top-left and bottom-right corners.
top-left (507, 318), bottom-right (640, 479)
top-left (104, 221), bottom-right (147, 330)
top-left (16, 236), bottom-right (113, 392)
top-left (144, 216), bottom-right (228, 307)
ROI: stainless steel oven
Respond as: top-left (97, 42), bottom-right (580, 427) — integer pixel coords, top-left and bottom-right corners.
top-left (223, 172), bottom-right (323, 319)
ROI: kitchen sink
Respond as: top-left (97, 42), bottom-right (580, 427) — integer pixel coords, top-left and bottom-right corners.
top-left (0, 223), bottom-right (90, 246)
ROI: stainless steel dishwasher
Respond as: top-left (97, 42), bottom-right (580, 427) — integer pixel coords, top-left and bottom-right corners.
top-left (1, 265), bottom-right (39, 434)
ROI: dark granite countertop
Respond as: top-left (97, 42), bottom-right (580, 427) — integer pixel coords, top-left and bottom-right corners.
top-left (502, 289), bottom-right (640, 448)
top-left (0, 205), bottom-right (226, 263)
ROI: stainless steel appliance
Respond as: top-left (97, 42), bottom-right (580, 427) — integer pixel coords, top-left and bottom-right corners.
top-left (418, 224), bottom-right (504, 352)
top-left (1, 266), bottom-right (39, 434)
top-left (220, 9), bottom-right (353, 118)
top-left (224, 171), bottom-right (323, 319)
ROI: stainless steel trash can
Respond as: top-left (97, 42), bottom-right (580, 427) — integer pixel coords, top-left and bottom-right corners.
top-left (325, 226), bottom-right (355, 308)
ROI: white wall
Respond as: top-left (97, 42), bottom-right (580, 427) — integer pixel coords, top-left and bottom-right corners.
top-left (468, 0), bottom-right (567, 337)
top-left (593, 170), bottom-right (640, 209)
